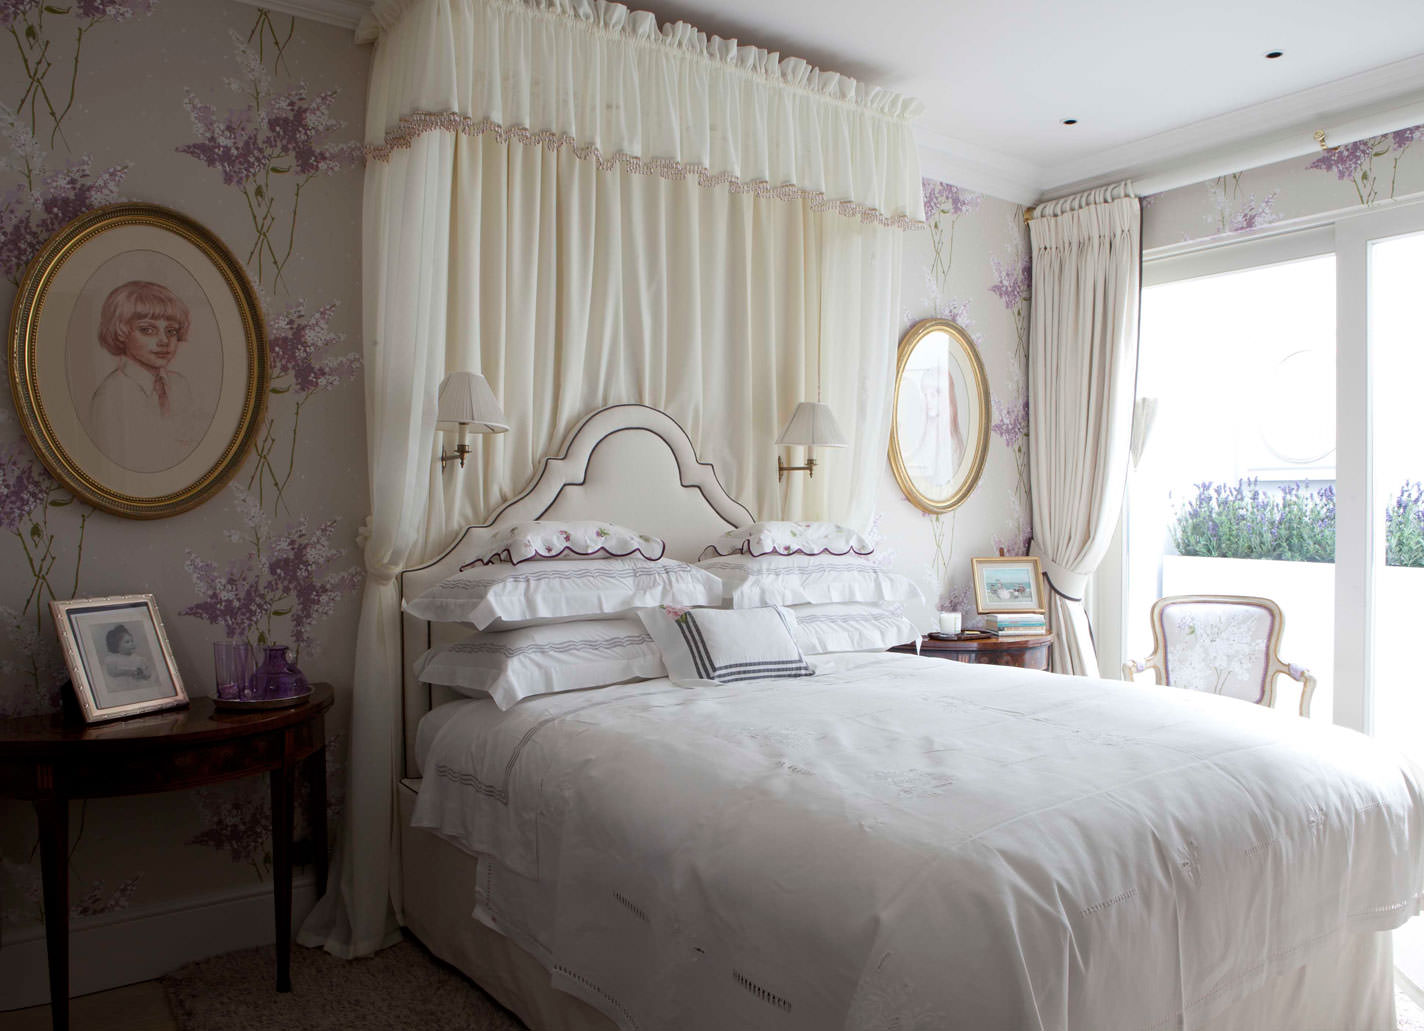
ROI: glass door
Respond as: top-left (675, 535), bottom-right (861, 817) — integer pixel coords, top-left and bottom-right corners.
top-left (1125, 245), bottom-right (1337, 720)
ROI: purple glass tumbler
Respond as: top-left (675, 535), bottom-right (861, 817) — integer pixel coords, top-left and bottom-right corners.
top-left (213, 641), bottom-right (256, 701)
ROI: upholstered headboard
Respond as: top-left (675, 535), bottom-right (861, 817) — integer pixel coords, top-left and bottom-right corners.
top-left (397, 404), bottom-right (756, 776)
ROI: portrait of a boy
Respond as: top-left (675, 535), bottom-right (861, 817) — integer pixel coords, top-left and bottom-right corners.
top-left (88, 280), bottom-right (209, 473)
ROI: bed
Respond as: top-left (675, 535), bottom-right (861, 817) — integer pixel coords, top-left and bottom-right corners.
top-left (396, 404), bottom-right (1424, 1030)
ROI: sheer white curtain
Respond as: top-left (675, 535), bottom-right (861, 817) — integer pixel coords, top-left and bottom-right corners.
top-left (1027, 183), bottom-right (1141, 677)
top-left (302, 0), bottom-right (918, 958)
top-left (424, 133), bottom-right (903, 541)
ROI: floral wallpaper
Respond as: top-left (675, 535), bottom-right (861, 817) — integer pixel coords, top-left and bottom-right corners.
top-left (1143, 120), bottom-right (1424, 250)
top-left (0, 0), bottom-right (367, 958)
top-left (872, 178), bottom-right (1032, 628)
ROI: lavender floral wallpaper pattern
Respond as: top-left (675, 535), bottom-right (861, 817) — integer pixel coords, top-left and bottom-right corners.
top-left (0, 0), bottom-right (368, 949)
top-left (1143, 120), bottom-right (1424, 250)
top-left (873, 177), bottom-right (1033, 628)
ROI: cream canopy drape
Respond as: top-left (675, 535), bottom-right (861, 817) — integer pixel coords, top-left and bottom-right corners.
top-left (1026, 183), bottom-right (1141, 677)
top-left (300, 0), bottom-right (922, 958)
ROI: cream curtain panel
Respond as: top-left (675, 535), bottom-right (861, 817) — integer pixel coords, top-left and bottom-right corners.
top-left (1026, 183), bottom-right (1141, 678)
top-left (302, 0), bottom-right (918, 959)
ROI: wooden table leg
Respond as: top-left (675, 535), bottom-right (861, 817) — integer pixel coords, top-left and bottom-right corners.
top-left (35, 791), bottom-right (68, 1031)
top-left (270, 758), bottom-right (296, 993)
top-left (305, 737), bottom-right (328, 899)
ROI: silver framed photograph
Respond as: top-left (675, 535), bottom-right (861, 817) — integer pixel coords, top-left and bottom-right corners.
top-left (50, 594), bottom-right (188, 723)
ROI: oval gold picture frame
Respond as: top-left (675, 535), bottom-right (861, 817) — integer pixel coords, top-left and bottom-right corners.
top-left (888, 318), bottom-right (991, 514)
top-left (8, 203), bottom-right (267, 518)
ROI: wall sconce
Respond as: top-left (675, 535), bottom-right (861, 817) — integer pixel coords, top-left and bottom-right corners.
top-left (437, 371), bottom-right (509, 471)
top-left (776, 401), bottom-right (847, 480)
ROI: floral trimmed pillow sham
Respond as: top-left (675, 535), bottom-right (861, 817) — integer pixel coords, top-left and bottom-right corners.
top-left (462, 520), bottom-right (665, 567)
top-left (700, 521), bottom-right (874, 560)
top-left (638, 605), bottom-right (813, 686)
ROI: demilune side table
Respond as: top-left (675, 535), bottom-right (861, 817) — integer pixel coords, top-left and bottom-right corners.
top-left (890, 632), bottom-right (1055, 670)
top-left (0, 682), bottom-right (334, 1031)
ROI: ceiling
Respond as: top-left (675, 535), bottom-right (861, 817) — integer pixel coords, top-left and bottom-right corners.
top-left (263, 0), bottom-right (1424, 203)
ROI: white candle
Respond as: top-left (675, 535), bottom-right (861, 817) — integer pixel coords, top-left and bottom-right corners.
top-left (938, 611), bottom-right (962, 635)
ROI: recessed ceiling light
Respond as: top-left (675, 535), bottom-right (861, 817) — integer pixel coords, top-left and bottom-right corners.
top-left (1061, 118), bottom-right (1078, 126)
top-left (1265, 50), bottom-right (1284, 59)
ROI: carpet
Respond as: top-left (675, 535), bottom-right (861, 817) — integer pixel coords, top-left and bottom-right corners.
top-left (161, 940), bottom-right (1424, 1030)
top-left (162, 938), bottom-right (525, 1031)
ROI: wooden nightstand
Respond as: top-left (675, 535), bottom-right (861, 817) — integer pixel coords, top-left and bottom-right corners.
top-left (890, 632), bottom-right (1054, 670)
top-left (0, 683), bottom-right (334, 1031)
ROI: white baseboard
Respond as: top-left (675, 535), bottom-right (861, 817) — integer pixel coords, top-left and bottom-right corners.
top-left (0, 875), bottom-right (318, 1011)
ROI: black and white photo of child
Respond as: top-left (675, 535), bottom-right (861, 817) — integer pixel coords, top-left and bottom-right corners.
top-left (92, 621), bottom-right (156, 693)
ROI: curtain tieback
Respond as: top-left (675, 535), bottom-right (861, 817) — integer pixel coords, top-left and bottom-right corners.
top-left (359, 515), bottom-right (401, 586)
top-left (1029, 543), bottom-right (1088, 603)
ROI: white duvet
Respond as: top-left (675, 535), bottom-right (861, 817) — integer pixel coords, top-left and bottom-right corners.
top-left (413, 652), bottom-right (1424, 1031)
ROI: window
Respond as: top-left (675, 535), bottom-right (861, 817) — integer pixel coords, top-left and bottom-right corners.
top-left (1103, 199), bottom-right (1424, 738)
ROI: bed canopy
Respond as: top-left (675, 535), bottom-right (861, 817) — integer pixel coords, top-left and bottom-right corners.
top-left (301, 0), bottom-right (926, 958)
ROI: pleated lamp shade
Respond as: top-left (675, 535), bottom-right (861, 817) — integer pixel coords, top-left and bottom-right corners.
top-left (775, 402), bottom-right (848, 448)
top-left (436, 372), bottom-right (509, 434)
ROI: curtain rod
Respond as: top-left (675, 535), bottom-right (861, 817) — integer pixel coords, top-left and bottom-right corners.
top-left (1023, 181), bottom-right (1136, 222)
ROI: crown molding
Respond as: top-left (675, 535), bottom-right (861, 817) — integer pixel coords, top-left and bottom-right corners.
top-left (1041, 52), bottom-right (1424, 198)
top-left (913, 126), bottom-right (1040, 206)
top-left (918, 52), bottom-right (1424, 206)
top-left (229, 0), bottom-right (372, 30)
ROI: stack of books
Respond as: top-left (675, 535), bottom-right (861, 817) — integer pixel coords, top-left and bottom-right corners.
top-left (984, 613), bottom-right (1047, 636)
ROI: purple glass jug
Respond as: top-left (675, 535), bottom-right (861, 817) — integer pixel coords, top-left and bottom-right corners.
top-left (251, 645), bottom-right (310, 700)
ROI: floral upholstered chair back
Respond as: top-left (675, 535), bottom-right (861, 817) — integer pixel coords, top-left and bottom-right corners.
top-left (1122, 595), bottom-right (1317, 716)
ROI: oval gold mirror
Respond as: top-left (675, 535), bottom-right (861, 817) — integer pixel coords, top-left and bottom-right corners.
top-left (888, 318), bottom-right (990, 513)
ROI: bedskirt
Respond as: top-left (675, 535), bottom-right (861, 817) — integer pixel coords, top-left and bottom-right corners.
top-left (397, 780), bottom-right (1396, 1031)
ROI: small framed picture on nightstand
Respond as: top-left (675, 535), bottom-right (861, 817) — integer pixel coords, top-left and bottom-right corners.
top-left (971, 556), bottom-right (1045, 614)
top-left (50, 594), bottom-right (188, 723)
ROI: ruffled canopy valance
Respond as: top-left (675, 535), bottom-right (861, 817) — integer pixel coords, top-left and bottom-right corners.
top-left (358, 0), bottom-right (927, 228)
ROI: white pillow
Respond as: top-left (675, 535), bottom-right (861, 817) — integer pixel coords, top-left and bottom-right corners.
top-left (700, 520), bottom-right (874, 559)
top-left (415, 618), bottom-right (665, 710)
top-left (405, 556), bottom-right (722, 630)
top-left (462, 520), bottom-right (664, 566)
top-left (697, 552), bottom-right (922, 609)
top-left (791, 602), bottom-right (920, 655)
top-left (638, 605), bottom-right (813, 686)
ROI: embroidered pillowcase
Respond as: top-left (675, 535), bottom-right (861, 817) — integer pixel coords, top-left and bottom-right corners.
top-left (461, 520), bottom-right (665, 567)
top-left (639, 605), bottom-right (813, 686)
top-left (416, 617), bottom-right (665, 709)
top-left (404, 556), bottom-right (723, 630)
top-left (697, 552), bottom-right (921, 609)
top-left (700, 520), bottom-right (874, 559)
top-left (791, 602), bottom-right (919, 655)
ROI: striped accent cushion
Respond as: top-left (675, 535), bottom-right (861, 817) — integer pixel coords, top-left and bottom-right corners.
top-left (639, 606), bottom-right (813, 686)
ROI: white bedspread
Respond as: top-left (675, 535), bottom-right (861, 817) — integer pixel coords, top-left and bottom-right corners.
top-left (413, 652), bottom-right (1424, 1031)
